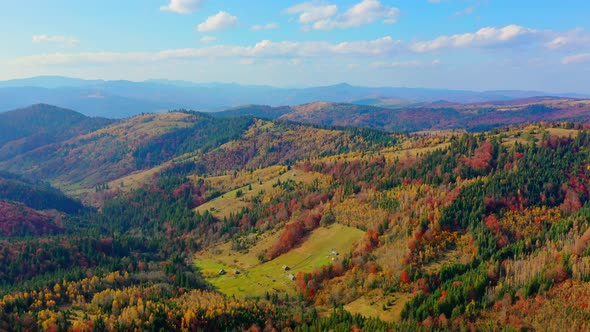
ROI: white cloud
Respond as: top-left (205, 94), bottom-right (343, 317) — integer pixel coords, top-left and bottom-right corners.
top-left (32, 35), bottom-right (79, 47)
top-left (285, 2), bottom-right (338, 24)
top-left (546, 37), bottom-right (570, 50)
top-left (15, 36), bottom-right (400, 66)
top-left (197, 11), bottom-right (238, 32)
top-left (200, 36), bottom-right (217, 43)
top-left (251, 23), bottom-right (280, 31)
top-left (561, 53), bottom-right (590, 64)
top-left (411, 25), bottom-right (537, 52)
top-left (286, 0), bottom-right (399, 31)
top-left (453, 4), bottom-right (478, 17)
top-left (544, 28), bottom-right (590, 51)
top-left (160, 0), bottom-right (204, 14)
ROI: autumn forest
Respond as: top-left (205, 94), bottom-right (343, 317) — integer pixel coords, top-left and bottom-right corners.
top-left (2, 100), bottom-right (590, 331)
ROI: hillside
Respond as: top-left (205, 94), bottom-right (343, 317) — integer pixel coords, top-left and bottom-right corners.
top-left (0, 109), bottom-right (395, 202)
top-left (0, 201), bottom-right (62, 237)
top-left (0, 171), bottom-right (84, 214)
top-left (215, 104), bottom-right (293, 119)
top-left (0, 104), bottom-right (113, 161)
top-left (0, 113), bottom-right (210, 188)
top-left (217, 98), bottom-right (590, 132)
top-left (0, 171), bottom-right (83, 237)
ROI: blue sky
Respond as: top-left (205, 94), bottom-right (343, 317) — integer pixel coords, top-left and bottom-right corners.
top-left (2, 0), bottom-right (590, 92)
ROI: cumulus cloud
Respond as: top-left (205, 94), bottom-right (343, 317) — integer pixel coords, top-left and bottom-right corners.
top-left (251, 23), bottom-right (280, 31)
top-left (544, 28), bottom-right (590, 51)
top-left (561, 53), bottom-right (590, 64)
top-left (286, 0), bottom-right (399, 30)
top-left (15, 36), bottom-right (400, 66)
top-left (32, 35), bottom-right (79, 47)
top-left (197, 11), bottom-right (238, 32)
top-left (285, 2), bottom-right (338, 24)
top-left (411, 25), bottom-right (538, 52)
top-left (200, 36), bottom-right (217, 43)
top-left (160, 0), bottom-right (205, 14)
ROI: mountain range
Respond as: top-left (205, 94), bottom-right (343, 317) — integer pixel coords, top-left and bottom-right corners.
top-left (1, 98), bottom-right (590, 197)
top-left (1, 76), bottom-right (588, 118)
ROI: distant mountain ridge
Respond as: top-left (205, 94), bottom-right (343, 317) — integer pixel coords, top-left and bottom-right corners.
top-left (1, 76), bottom-right (588, 118)
top-left (216, 98), bottom-right (590, 132)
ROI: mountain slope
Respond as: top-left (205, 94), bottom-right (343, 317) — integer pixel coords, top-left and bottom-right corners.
top-left (0, 201), bottom-right (62, 237)
top-left (0, 104), bottom-right (113, 161)
top-left (0, 171), bottom-right (84, 214)
top-left (217, 98), bottom-right (590, 132)
top-left (0, 109), bottom-right (397, 202)
top-left (0, 111), bottom-right (202, 189)
top-left (0, 171), bottom-right (84, 237)
top-left (214, 104), bottom-right (293, 120)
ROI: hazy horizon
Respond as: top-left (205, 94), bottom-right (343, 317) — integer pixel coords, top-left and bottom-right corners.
top-left (2, 75), bottom-right (589, 96)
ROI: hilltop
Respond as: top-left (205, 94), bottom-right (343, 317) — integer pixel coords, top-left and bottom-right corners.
top-left (0, 104), bottom-right (113, 161)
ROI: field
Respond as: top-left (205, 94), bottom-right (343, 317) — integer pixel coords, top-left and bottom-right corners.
top-left (344, 290), bottom-right (413, 322)
top-left (194, 167), bottom-right (323, 219)
top-left (195, 223), bottom-right (364, 297)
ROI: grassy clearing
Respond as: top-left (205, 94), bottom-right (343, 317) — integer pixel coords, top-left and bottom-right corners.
top-left (194, 167), bottom-right (320, 219)
top-left (545, 127), bottom-right (579, 137)
top-left (195, 224), bottom-right (364, 297)
top-left (499, 126), bottom-right (581, 147)
top-left (344, 290), bottom-right (413, 323)
top-left (313, 142), bottom-right (450, 165)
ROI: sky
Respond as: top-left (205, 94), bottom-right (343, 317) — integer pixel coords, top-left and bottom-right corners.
top-left (2, 0), bottom-right (590, 93)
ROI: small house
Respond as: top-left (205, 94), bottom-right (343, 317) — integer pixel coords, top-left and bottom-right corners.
top-left (282, 265), bottom-right (290, 271)
top-left (219, 269), bottom-right (226, 275)
top-left (287, 274), bottom-right (295, 280)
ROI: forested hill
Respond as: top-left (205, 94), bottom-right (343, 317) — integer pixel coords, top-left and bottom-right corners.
top-left (215, 98), bottom-right (590, 132)
top-left (0, 108), bottom-right (396, 198)
top-left (0, 104), bottom-right (113, 161)
top-left (0, 171), bottom-right (83, 214)
top-left (0, 171), bottom-right (84, 237)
